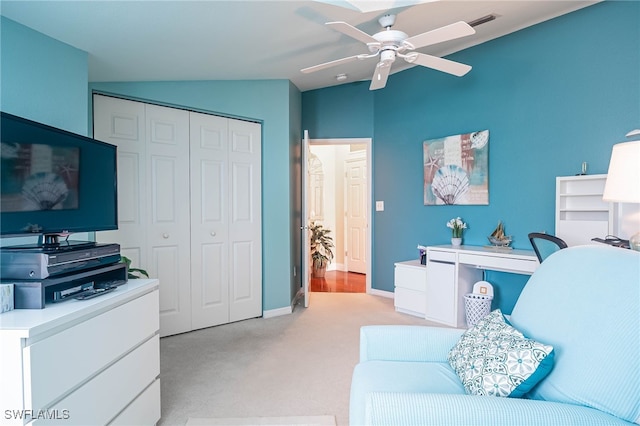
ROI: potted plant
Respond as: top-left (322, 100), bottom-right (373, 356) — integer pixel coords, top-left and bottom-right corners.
top-left (121, 256), bottom-right (150, 279)
top-left (447, 217), bottom-right (467, 246)
top-left (309, 221), bottom-right (334, 278)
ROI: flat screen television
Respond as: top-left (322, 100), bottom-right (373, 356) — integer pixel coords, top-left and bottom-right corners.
top-left (0, 112), bottom-right (118, 249)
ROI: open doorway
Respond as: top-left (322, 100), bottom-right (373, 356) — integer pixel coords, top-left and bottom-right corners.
top-left (307, 139), bottom-right (371, 293)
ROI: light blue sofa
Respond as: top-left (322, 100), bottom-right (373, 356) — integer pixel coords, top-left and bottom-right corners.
top-left (350, 246), bottom-right (640, 425)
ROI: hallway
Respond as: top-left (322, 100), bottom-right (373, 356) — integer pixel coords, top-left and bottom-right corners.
top-left (310, 270), bottom-right (365, 293)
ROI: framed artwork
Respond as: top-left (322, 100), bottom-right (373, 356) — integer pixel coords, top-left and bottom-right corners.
top-left (423, 130), bottom-right (489, 205)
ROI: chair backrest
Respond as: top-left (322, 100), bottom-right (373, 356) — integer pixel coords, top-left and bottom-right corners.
top-left (510, 246), bottom-right (640, 423)
top-left (528, 232), bottom-right (568, 262)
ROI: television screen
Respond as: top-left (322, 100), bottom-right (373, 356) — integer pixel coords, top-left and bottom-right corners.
top-left (0, 112), bottom-right (118, 245)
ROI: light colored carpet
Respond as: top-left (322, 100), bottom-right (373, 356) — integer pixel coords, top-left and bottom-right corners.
top-left (185, 415), bottom-right (336, 425)
top-left (159, 292), bottom-right (446, 425)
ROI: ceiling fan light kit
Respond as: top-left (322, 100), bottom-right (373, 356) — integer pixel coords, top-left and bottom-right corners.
top-left (301, 13), bottom-right (476, 90)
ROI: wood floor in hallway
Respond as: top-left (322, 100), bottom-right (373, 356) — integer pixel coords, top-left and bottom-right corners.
top-left (310, 270), bottom-right (366, 293)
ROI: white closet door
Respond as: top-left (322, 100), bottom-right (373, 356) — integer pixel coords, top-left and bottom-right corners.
top-left (228, 119), bottom-right (262, 322)
top-left (189, 112), bottom-right (230, 329)
top-left (94, 95), bottom-right (261, 336)
top-left (145, 104), bottom-right (191, 337)
top-left (93, 95), bottom-right (147, 272)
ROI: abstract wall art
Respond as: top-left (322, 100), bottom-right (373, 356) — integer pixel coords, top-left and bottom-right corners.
top-left (423, 130), bottom-right (489, 205)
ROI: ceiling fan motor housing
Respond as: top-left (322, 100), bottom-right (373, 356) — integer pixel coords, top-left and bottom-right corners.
top-left (380, 49), bottom-right (396, 65)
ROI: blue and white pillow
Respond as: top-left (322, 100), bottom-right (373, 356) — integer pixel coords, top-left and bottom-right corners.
top-left (447, 309), bottom-right (554, 397)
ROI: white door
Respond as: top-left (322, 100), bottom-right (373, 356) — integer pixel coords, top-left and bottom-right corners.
top-left (345, 154), bottom-right (367, 274)
top-left (94, 95), bottom-right (261, 336)
top-left (227, 118), bottom-right (262, 322)
top-left (190, 114), bottom-right (262, 327)
top-left (93, 95), bottom-right (147, 269)
top-left (190, 112), bottom-right (230, 329)
top-left (302, 130), bottom-right (311, 308)
top-left (145, 104), bottom-right (191, 337)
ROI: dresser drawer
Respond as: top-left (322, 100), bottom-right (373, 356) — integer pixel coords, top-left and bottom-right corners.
top-left (33, 335), bottom-right (160, 425)
top-left (23, 290), bottom-right (159, 411)
top-left (110, 379), bottom-right (161, 426)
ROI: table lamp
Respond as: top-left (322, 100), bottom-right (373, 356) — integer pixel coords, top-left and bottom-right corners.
top-left (603, 140), bottom-right (640, 251)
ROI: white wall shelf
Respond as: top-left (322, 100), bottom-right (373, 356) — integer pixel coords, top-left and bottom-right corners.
top-left (556, 174), bottom-right (616, 246)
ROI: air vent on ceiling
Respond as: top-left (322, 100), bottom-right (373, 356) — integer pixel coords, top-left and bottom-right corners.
top-left (468, 14), bottom-right (497, 28)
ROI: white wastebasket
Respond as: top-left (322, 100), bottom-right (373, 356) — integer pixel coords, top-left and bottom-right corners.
top-left (464, 293), bottom-right (493, 327)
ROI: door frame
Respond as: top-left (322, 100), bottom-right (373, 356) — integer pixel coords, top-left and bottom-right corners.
top-left (305, 137), bottom-right (372, 293)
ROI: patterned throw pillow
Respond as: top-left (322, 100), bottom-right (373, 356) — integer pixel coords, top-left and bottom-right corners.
top-left (447, 309), bottom-right (554, 397)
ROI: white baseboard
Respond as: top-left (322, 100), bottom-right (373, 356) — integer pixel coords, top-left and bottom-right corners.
top-left (263, 306), bottom-right (292, 318)
top-left (368, 288), bottom-right (393, 299)
top-left (263, 288), bottom-right (305, 318)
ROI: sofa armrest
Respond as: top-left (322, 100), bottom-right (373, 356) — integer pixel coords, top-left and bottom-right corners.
top-left (359, 325), bottom-right (465, 362)
top-left (364, 393), bottom-right (633, 425)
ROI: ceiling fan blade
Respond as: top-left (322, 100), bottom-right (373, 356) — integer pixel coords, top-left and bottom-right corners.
top-left (369, 63), bottom-right (391, 90)
top-left (301, 55), bottom-right (361, 74)
top-left (404, 21), bottom-right (475, 50)
top-left (326, 21), bottom-right (378, 45)
top-left (406, 52), bottom-right (471, 76)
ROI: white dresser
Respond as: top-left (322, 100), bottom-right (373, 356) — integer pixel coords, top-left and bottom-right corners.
top-left (0, 279), bottom-right (160, 425)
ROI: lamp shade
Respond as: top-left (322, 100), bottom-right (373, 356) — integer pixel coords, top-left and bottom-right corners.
top-left (603, 141), bottom-right (640, 203)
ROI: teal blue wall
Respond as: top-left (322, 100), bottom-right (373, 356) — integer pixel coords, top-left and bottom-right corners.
top-left (1, 17), bottom-right (302, 312)
top-left (89, 81), bottom-right (300, 312)
top-left (301, 1), bottom-right (640, 312)
top-left (0, 17), bottom-right (88, 134)
top-left (0, 17), bottom-right (89, 247)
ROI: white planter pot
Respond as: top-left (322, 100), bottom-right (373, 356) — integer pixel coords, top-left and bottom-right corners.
top-left (451, 237), bottom-right (462, 247)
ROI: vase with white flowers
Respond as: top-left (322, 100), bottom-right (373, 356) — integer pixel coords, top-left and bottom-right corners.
top-left (447, 217), bottom-right (467, 246)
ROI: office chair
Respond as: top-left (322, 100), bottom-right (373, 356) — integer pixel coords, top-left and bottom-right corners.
top-left (528, 232), bottom-right (568, 263)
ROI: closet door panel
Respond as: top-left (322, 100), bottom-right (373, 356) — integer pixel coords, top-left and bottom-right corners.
top-left (228, 120), bottom-right (262, 322)
top-left (93, 95), bottom-right (147, 271)
top-left (190, 112), bottom-right (230, 330)
top-left (146, 104), bottom-right (191, 337)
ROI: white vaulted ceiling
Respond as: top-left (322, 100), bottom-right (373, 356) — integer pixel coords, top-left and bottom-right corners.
top-left (1, 0), bottom-right (599, 92)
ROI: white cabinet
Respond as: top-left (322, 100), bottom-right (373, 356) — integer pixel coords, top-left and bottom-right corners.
top-left (0, 280), bottom-right (160, 426)
top-left (424, 257), bottom-right (456, 325)
top-left (556, 174), bottom-right (616, 246)
top-left (425, 248), bottom-right (481, 327)
top-left (93, 94), bottom-right (262, 337)
top-left (393, 260), bottom-right (426, 317)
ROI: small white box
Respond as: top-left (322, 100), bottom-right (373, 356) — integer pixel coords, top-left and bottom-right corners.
top-left (1, 283), bottom-right (15, 313)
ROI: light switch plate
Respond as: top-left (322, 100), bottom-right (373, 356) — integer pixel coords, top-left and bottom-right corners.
top-left (375, 201), bottom-right (384, 211)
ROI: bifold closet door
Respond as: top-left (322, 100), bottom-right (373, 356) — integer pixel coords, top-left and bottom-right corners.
top-left (94, 95), bottom-right (192, 337)
top-left (95, 94), bottom-right (261, 337)
top-left (145, 104), bottom-right (191, 337)
top-left (190, 112), bottom-right (262, 329)
top-left (92, 96), bottom-right (147, 267)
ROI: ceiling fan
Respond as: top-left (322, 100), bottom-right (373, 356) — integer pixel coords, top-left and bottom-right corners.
top-left (301, 14), bottom-right (476, 90)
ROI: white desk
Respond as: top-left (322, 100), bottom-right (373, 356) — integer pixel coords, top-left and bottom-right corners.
top-left (425, 245), bottom-right (539, 328)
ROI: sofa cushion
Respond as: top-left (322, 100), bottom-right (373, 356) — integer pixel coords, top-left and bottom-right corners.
top-left (509, 246), bottom-right (640, 423)
top-left (349, 360), bottom-right (465, 426)
top-left (448, 309), bottom-right (554, 398)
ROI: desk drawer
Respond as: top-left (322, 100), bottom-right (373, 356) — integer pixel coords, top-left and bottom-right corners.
top-left (394, 287), bottom-right (426, 316)
top-left (459, 253), bottom-right (537, 274)
top-left (394, 264), bottom-right (426, 292)
top-left (428, 250), bottom-right (456, 263)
